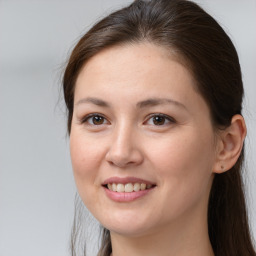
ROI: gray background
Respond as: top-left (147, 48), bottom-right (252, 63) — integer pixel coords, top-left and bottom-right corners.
top-left (0, 1), bottom-right (255, 256)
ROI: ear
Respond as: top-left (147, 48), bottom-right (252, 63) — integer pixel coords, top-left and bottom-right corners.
top-left (213, 114), bottom-right (246, 174)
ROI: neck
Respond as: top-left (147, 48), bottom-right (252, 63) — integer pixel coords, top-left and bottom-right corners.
top-left (110, 205), bottom-right (214, 256)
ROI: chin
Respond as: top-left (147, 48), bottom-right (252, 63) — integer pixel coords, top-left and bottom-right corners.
top-left (107, 224), bottom-right (151, 238)
top-left (99, 213), bottom-right (156, 238)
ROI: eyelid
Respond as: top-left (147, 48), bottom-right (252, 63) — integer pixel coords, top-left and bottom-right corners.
top-left (80, 113), bottom-right (110, 125)
top-left (79, 112), bottom-right (176, 126)
top-left (144, 113), bottom-right (176, 125)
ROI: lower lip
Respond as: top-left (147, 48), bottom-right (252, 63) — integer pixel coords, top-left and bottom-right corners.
top-left (103, 186), bottom-right (155, 202)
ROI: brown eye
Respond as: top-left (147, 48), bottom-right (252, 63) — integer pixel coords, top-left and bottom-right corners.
top-left (145, 114), bottom-right (176, 126)
top-left (152, 116), bottom-right (166, 125)
top-left (83, 114), bottom-right (108, 125)
top-left (92, 116), bottom-right (105, 125)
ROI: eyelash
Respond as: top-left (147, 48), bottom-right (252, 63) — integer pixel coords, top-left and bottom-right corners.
top-left (80, 113), bottom-right (176, 127)
top-left (80, 113), bottom-right (109, 126)
top-left (145, 113), bottom-right (176, 126)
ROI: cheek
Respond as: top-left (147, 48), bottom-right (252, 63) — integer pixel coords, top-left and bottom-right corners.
top-left (69, 131), bottom-right (103, 186)
top-left (147, 128), bottom-right (215, 210)
top-left (69, 132), bottom-right (107, 214)
top-left (150, 129), bottom-right (215, 171)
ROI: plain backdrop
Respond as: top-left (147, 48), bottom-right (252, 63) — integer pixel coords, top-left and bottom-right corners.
top-left (0, 1), bottom-right (255, 256)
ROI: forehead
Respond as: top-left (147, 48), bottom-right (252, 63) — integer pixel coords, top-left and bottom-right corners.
top-left (75, 42), bottom-right (196, 92)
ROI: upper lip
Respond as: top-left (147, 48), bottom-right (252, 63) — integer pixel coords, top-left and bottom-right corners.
top-left (102, 176), bottom-right (155, 185)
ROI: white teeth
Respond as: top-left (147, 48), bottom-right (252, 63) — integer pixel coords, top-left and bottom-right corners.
top-left (141, 183), bottom-right (146, 190)
top-left (112, 183), bottom-right (117, 192)
top-left (116, 184), bottom-right (125, 192)
top-left (125, 183), bottom-right (133, 192)
top-left (134, 183), bottom-right (141, 192)
top-left (106, 182), bottom-right (154, 192)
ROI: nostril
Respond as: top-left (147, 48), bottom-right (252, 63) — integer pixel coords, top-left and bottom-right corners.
top-left (106, 154), bottom-right (135, 168)
top-left (106, 150), bottom-right (144, 167)
top-left (105, 137), bottom-right (144, 167)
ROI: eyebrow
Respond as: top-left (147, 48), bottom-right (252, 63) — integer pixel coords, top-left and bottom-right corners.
top-left (136, 98), bottom-right (187, 110)
top-left (75, 97), bottom-right (187, 110)
top-left (75, 97), bottom-right (110, 107)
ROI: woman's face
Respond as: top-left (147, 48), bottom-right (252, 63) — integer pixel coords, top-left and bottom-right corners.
top-left (70, 43), bottom-right (218, 237)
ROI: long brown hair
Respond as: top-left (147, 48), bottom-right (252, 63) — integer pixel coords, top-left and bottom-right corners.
top-left (63, 0), bottom-right (256, 255)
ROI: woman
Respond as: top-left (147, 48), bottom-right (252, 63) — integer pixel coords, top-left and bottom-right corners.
top-left (63, 0), bottom-right (256, 255)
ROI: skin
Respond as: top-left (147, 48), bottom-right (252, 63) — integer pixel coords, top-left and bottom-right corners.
top-left (70, 42), bottom-right (246, 256)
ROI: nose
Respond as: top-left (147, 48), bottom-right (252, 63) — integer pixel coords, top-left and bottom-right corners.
top-left (105, 124), bottom-right (144, 168)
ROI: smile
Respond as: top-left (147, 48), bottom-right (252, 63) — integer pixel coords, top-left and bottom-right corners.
top-left (106, 183), bottom-right (154, 193)
top-left (102, 177), bottom-right (156, 202)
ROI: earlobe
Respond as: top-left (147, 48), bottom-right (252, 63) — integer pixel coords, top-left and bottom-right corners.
top-left (213, 114), bottom-right (246, 174)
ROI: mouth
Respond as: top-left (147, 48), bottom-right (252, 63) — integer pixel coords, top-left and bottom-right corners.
top-left (103, 182), bottom-right (156, 193)
top-left (102, 176), bottom-right (156, 193)
top-left (102, 177), bottom-right (156, 202)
